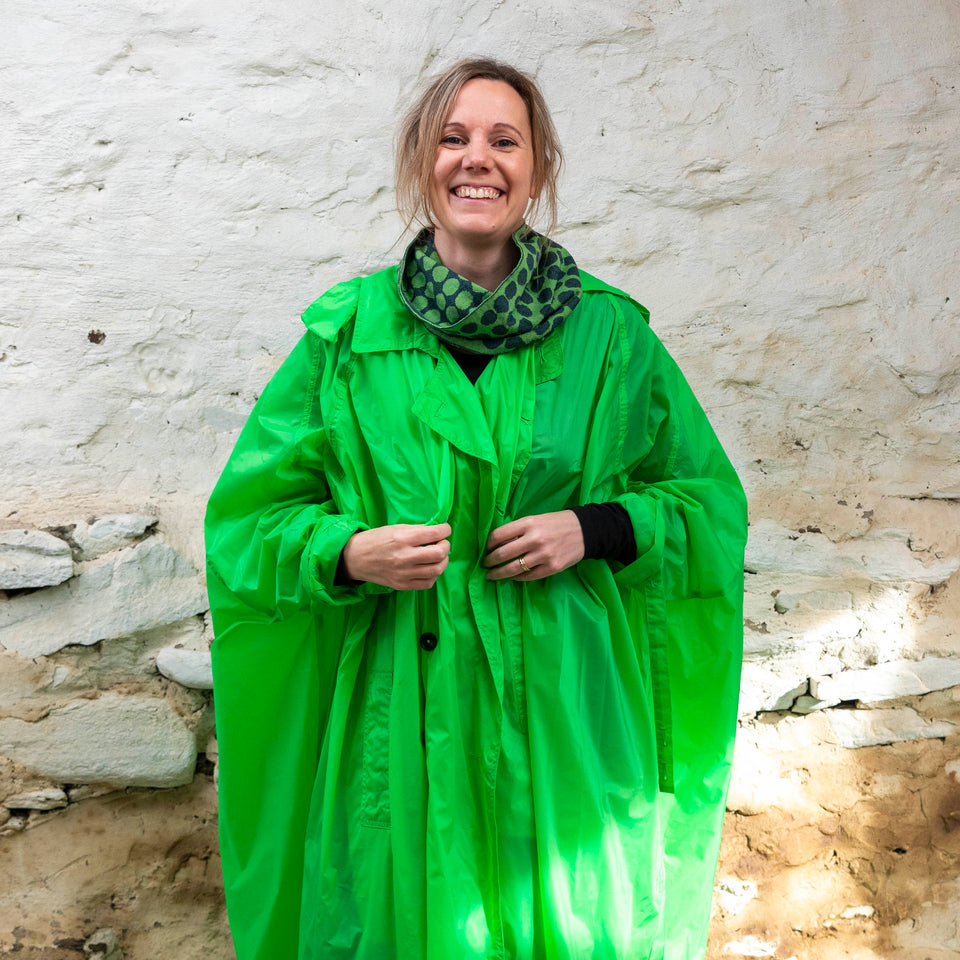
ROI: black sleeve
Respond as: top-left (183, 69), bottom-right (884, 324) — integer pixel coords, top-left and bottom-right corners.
top-left (334, 551), bottom-right (362, 586)
top-left (571, 502), bottom-right (637, 565)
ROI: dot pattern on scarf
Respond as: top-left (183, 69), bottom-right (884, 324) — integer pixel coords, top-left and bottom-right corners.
top-left (398, 227), bottom-right (582, 355)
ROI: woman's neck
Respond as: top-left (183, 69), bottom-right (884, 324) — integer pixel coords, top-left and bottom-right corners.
top-left (431, 232), bottom-right (519, 291)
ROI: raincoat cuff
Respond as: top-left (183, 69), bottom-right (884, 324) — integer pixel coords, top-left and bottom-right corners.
top-left (301, 517), bottom-right (392, 605)
top-left (610, 492), bottom-right (664, 588)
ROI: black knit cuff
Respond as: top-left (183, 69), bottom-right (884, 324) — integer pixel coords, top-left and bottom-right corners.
top-left (570, 502), bottom-right (637, 565)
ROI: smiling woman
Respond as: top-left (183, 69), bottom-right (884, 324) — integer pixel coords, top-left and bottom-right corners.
top-left (205, 56), bottom-right (747, 960)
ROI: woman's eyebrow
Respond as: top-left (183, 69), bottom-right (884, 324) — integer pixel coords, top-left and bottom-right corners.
top-left (442, 121), bottom-right (526, 139)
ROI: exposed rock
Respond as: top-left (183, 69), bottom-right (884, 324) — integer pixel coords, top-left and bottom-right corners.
top-left (791, 695), bottom-right (830, 715)
top-left (0, 539), bottom-right (207, 658)
top-left (84, 928), bottom-right (122, 960)
top-left (205, 735), bottom-right (219, 788)
top-left (722, 935), bottom-right (777, 956)
top-left (739, 664), bottom-right (808, 716)
top-left (3, 787), bottom-right (68, 810)
top-left (46, 617), bottom-right (205, 694)
top-left (823, 707), bottom-right (954, 749)
top-left (742, 606), bottom-right (865, 661)
top-left (0, 778), bottom-right (230, 957)
top-left (714, 878), bottom-right (758, 918)
top-left (1, 812), bottom-right (27, 834)
top-left (67, 783), bottom-right (118, 803)
top-left (739, 652), bottom-right (844, 717)
top-left (745, 520), bottom-right (960, 585)
top-left (0, 529), bottom-right (73, 589)
top-left (0, 694), bottom-right (197, 788)
top-left (811, 657), bottom-right (960, 705)
top-left (772, 589), bottom-right (854, 614)
top-left (840, 905), bottom-right (875, 920)
top-left (72, 514), bottom-right (157, 561)
top-left (156, 647), bottom-right (213, 690)
top-left (0, 647), bottom-right (59, 721)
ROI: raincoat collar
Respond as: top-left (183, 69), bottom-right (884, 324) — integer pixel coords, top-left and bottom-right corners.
top-left (353, 266), bottom-right (440, 356)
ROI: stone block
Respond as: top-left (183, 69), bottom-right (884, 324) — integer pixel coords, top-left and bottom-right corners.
top-left (0, 539), bottom-right (207, 658)
top-left (773, 589), bottom-right (854, 614)
top-left (745, 520), bottom-right (959, 585)
top-left (3, 787), bottom-right (68, 810)
top-left (739, 663), bottom-right (808, 716)
top-left (0, 529), bottom-right (73, 589)
top-left (48, 618), bottom-right (205, 693)
top-left (71, 514), bottom-right (157, 560)
top-left (156, 646), bottom-right (213, 690)
top-left (824, 707), bottom-right (954, 749)
top-left (792, 695), bottom-right (830, 714)
top-left (739, 653), bottom-right (844, 717)
top-left (0, 694), bottom-right (197, 788)
top-left (742, 607), bottom-right (864, 660)
top-left (811, 658), bottom-right (960, 705)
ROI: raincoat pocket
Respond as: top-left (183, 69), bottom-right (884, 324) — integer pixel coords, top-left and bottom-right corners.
top-left (361, 670), bottom-right (392, 828)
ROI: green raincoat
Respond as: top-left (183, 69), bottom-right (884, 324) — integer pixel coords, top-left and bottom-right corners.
top-left (205, 266), bottom-right (747, 960)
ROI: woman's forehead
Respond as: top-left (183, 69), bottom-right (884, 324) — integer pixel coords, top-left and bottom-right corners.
top-left (443, 78), bottom-right (531, 132)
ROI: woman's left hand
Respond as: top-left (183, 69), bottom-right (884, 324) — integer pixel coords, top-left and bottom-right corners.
top-left (484, 510), bottom-right (585, 581)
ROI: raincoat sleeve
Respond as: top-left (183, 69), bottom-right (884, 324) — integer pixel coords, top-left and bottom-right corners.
top-left (602, 293), bottom-right (747, 958)
top-left (204, 281), bottom-right (386, 960)
top-left (607, 297), bottom-right (746, 602)
top-left (206, 327), bottom-right (388, 618)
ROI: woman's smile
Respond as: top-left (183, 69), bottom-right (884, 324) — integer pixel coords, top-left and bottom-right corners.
top-left (451, 185), bottom-right (503, 199)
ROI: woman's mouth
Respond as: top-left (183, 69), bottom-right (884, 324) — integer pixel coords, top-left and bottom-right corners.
top-left (452, 186), bottom-right (503, 199)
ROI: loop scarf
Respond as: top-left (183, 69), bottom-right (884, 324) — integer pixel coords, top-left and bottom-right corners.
top-left (398, 227), bottom-right (582, 355)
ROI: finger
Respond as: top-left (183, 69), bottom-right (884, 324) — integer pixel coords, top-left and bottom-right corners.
top-left (485, 555), bottom-right (537, 581)
top-left (410, 540), bottom-right (450, 565)
top-left (483, 538), bottom-right (527, 568)
top-left (396, 523), bottom-right (451, 548)
top-left (418, 522), bottom-right (452, 544)
top-left (485, 520), bottom-right (524, 552)
top-left (409, 556), bottom-right (449, 579)
top-left (395, 558), bottom-right (448, 590)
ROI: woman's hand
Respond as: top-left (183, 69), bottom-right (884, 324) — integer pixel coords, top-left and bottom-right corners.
top-left (484, 510), bottom-right (584, 582)
top-left (343, 522), bottom-right (451, 590)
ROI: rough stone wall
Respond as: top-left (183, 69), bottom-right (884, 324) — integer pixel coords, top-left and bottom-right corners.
top-left (2, 1), bottom-right (958, 958)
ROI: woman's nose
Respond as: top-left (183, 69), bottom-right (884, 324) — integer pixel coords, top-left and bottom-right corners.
top-left (463, 139), bottom-right (491, 169)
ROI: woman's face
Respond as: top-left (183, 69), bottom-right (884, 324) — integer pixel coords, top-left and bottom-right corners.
top-left (428, 78), bottom-right (537, 259)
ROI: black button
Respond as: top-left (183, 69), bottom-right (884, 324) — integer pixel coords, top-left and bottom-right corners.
top-left (419, 631), bottom-right (438, 652)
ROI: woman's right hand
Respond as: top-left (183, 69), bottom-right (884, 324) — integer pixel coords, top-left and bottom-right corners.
top-left (342, 522), bottom-right (452, 590)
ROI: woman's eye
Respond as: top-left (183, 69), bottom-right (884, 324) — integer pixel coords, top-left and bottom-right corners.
top-left (441, 135), bottom-right (464, 145)
top-left (494, 138), bottom-right (516, 148)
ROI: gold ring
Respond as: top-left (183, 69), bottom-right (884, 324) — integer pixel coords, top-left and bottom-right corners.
top-left (517, 555), bottom-right (530, 573)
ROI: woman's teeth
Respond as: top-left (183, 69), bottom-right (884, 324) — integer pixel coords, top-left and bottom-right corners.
top-left (454, 186), bottom-right (502, 199)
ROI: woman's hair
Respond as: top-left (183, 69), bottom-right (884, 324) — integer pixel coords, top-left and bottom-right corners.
top-left (395, 57), bottom-right (563, 237)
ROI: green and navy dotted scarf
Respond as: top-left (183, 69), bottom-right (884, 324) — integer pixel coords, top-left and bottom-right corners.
top-left (397, 227), bottom-right (582, 355)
